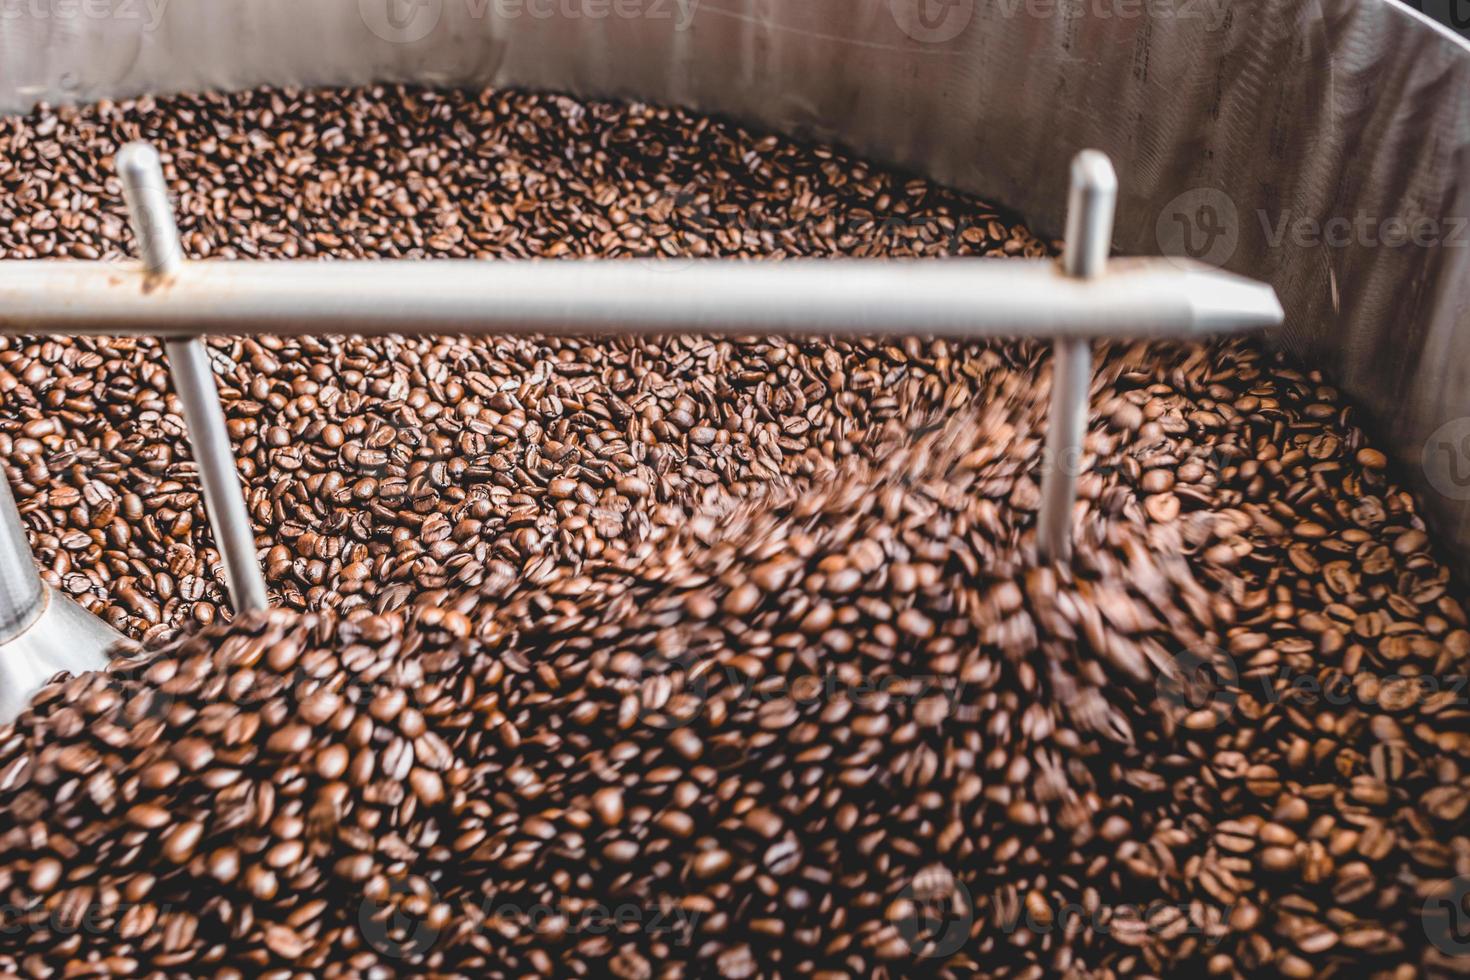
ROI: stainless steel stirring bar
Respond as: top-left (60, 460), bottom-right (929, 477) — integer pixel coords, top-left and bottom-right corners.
top-left (0, 258), bottom-right (1278, 340)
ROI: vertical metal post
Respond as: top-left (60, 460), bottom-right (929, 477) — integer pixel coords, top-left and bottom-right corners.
top-left (1038, 150), bottom-right (1117, 562)
top-left (117, 142), bottom-right (269, 613)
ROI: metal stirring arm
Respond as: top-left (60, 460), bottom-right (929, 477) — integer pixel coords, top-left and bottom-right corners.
top-left (0, 145), bottom-right (1283, 722)
top-left (0, 258), bottom-right (1278, 339)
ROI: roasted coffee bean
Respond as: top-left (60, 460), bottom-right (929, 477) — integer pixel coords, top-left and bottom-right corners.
top-left (26, 857), bottom-right (62, 894)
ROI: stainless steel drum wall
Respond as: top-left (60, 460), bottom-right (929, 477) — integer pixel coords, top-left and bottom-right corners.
top-left (6, 0), bottom-right (1467, 568)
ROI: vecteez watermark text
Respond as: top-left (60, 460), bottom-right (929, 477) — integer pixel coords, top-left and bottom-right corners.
top-left (1260, 209), bottom-right (1470, 250)
top-left (0, 0), bottom-right (169, 30)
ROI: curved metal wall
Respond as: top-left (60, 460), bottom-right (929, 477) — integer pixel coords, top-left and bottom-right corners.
top-left (3, 0), bottom-right (1470, 564)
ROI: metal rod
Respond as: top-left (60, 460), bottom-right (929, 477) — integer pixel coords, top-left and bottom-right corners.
top-left (1038, 338), bottom-right (1093, 561)
top-left (160, 337), bottom-right (270, 613)
top-left (0, 474), bottom-right (46, 643)
top-left (1038, 150), bottom-right (1118, 562)
top-left (0, 257), bottom-right (1282, 340)
top-left (1062, 151), bottom-right (1118, 281)
top-left (115, 143), bottom-right (185, 277)
top-left (117, 142), bottom-right (269, 614)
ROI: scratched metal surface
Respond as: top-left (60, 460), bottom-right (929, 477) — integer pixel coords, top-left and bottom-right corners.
top-left (3, 0), bottom-right (1470, 566)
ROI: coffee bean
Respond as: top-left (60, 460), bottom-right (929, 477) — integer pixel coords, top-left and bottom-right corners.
top-left (125, 804), bottom-right (171, 830)
top-left (408, 767), bottom-right (445, 805)
top-left (692, 848), bottom-right (733, 879)
top-left (591, 786), bottom-right (625, 827)
top-left (206, 847), bottom-right (240, 884)
top-left (315, 744), bottom-right (349, 780)
top-left (139, 759), bottom-right (181, 790)
top-left (161, 821), bottom-right (203, 864)
top-left (265, 724), bottom-right (311, 755)
top-left (27, 857), bottom-right (62, 893)
top-left (763, 839), bottom-right (802, 876)
top-left (263, 923), bottom-right (307, 960)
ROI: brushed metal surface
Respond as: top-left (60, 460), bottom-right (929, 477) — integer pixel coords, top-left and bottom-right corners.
top-left (1, 0), bottom-right (1468, 563)
top-left (0, 258), bottom-right (1283, 338)
top-left (0, 586), bottom-right (125, 723)
top-left (0, 475), bottom-right (44, 642)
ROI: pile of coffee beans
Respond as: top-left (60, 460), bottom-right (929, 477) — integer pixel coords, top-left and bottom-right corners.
top-left (0, 85), bottom-right (1465, 978)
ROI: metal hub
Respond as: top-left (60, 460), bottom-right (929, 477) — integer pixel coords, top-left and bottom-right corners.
top-left (0, 584), bottom-right (122, 723)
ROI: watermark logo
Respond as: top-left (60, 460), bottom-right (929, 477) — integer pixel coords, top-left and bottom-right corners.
top-left (0, 901), bottom-right (176, 939)
top-left (1158, 648), bottom-right (1466, 721)
top-left (893, 865), bottom-right (973, 957)
top-left (100, 652), bottom-right (176, 731)
top-left (1260, 210), bottom-right (1470, 250)
top-left (1157, 186), bottom-right (1468, 269)
top-left (359, 881), bottom-right (704, 953)
top-left (361, 0), bottom-right (700, 41)
top-left (635, 654), bottom-right (712, 730)
top-left (1423, 874), bottom-right (1470, 957)
top-left (360, 0), bottom-right (443, 42)
top-left (634, 184), bottom-right (708, 275)
top-left (1155, 645), bottom-right (1239, 726)
top-left (0, 0), bottom-right (171, 32)
top-left (1055, 433), bottom-right (1233, 480)
top-left (634, 651), bottom-right (967, 732)
top-left (988, 0), bottom-right (1231, 31)
top-left (360, 878), bottom-right (442, 959)
top-left (1401, 0), bottom-right (1470, 40)
top-left (1424, 417), bottom-right (1470, 502)
top-left (1001, 896), bottom-right (1235, 946)
top-left (889, 0), bottom-right (974, 43)
top-left (487, 900), bottom-right (702, 942)
top-left (1156, 188), bottom-right (1239, 269)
